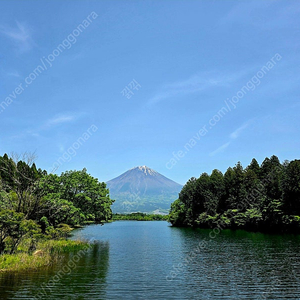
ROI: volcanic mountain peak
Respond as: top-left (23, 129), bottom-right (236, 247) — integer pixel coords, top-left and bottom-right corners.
top-left (107, 166), bottom-right (182, 213)
top-left (129, 165), bottom-right (158, 176)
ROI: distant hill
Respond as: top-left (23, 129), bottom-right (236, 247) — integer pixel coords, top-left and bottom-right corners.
top-left (107, 166), bottom-right (182, 214)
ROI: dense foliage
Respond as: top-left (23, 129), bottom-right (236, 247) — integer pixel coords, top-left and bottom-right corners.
top-left (0, 153), bottom-right (113, 255)
top-left (112, 212), bottom-right (168, 221)
top-left (169, 156), bottom-right (300, 233)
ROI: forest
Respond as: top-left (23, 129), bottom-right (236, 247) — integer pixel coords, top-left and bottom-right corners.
top-left (112, 212), bottom-right (168, 221)
top-left (169, 156), bottom-right (300, 233)
top-left (0, 153), bottom-right (113, 256)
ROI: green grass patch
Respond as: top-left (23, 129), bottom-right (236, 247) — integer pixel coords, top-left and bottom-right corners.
top-left (39, 239), bottom-right (88, 254)
top-left (0, 239), bottom-right (89, 273)
top-left (0, 252), bottom-right (52, 272)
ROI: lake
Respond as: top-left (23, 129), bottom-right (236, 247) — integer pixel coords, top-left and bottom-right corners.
top-left (1, 221), bottom-right (300, 299)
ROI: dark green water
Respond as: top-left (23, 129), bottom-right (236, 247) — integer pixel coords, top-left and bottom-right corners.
top-left (1, 221), bottom-right (300, 299)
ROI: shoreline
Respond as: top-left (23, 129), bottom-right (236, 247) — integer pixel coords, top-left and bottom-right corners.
top-left (0, 239), bottom-right (89, 273)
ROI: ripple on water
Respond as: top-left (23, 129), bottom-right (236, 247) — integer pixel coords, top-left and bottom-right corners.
top-left (1, 221), bottom-right (300, 299)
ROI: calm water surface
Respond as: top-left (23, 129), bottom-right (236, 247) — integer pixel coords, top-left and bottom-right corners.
top-left (1, 221), bottom-right (300, 299)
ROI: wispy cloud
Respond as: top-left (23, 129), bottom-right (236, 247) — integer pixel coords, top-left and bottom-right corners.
top-left (148, 73), bottom-right (227, 105)
top-left (7, 70), bottom-right (20, 78)
top-left (0, 21), bottom-right (34, 52)
top-left (148, 70), bottom-right (254, 106)
top-left (230, 123), bottom-right (249, 139)
top-left (0, 69), bottom-right (21, 79)
top-left (209, 142), bottom-right (231, 157)
top-left (10, 113), bottom-right (79, 142)
top-left (210, 121), bottom-right (251, 156)
top-left (45, 114), bottom-right (76, 128)
top-left (58, 144), bottom-right (65, 152)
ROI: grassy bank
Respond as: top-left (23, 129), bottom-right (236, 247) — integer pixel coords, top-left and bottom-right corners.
top-left (0, 239), bottom-right (89, 273)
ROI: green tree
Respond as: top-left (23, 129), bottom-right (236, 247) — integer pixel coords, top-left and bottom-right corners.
top-left (169, 156), bottom-right (300, 233)
top-left (168, 199), bottom-right (187, 226)
top-left (261, 155), bottom-right (283, 200)
top-left (59, 169), bottom-right (113, 223)
top-left (282, 160), bottom-right (300, 215)
top-left (243, 168), bottom-right (262, 209)
top-left (246, 158), bottom-right (260, 178)
top-left (178, 177), bottom-right (198, 226)
top-left (209, 169), bottom-right (225, 214)
top-left (0, 153), bottom-right (46, 219)
top-left (224, 163), bottom-right (246, 210)
top-left (0, 209), bottom-right (40, 254)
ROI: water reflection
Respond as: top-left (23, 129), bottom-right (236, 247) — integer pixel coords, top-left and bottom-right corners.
top-left (168, 227), bottom-right (300, 299)
top-left (1, 222), bottom-right (300, 299)
top-left (0, 241), bottom-right (110, 300)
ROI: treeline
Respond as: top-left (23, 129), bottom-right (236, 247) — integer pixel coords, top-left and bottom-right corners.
top-left (169, 156), bottom-right (300, 233)
top-left (0, 153), bottom-right (113, 255)
top-left (112, 212), bottom-right (168, 221)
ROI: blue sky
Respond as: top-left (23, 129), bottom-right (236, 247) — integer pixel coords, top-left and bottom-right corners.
top-left (0, 0), bottom-right (299, 185)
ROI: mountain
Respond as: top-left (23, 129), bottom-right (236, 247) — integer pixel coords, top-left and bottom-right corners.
top-left (107, 166), bottom-right (182, 214)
